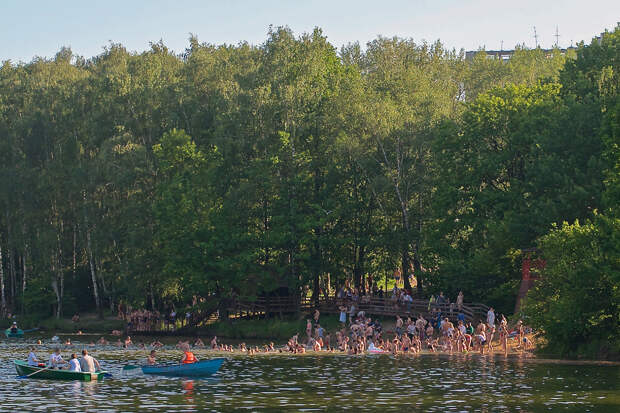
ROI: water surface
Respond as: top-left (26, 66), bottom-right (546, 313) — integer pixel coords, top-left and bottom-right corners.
top-left (0, 339), bottom-right (618, 412)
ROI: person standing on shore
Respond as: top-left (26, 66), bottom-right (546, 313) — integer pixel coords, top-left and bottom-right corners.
top-left (395, 315), bottom-right (404, 337)
top-left (487, 307), bottom-right (495, 328)
top-left (348, 303), bottom-right (356, 325)
top-left (499, 321), bottom-right (508, 355)
top-left (456, 291), bottom-right (464, 311)
top-left (339, 305), bottom-right (347, 325)
top-left (316, 324), bottom-right (324, 341)
top-left (306, 319), bottom-right (313, 342)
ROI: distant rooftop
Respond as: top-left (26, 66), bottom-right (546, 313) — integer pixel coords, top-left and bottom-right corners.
top-left (464, 48), bottom-right (575, 61)
top-left (466, 23), bottom-right (619, 61)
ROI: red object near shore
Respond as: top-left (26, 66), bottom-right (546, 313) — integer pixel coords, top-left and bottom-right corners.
top-left (515, 249), bottom-right (546, 313)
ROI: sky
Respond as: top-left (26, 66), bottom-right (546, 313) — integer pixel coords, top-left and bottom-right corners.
top-left (1, 0), bottom-right (619, 62)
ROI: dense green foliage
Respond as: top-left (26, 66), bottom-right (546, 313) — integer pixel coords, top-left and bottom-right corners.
top-left (525, 215), bottom-right (620, 358)
top-left (0, 25), bottom-right (617, 358)
top-left (523, 28), bottom-right (620, 358)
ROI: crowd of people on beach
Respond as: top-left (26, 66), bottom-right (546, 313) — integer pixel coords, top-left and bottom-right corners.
top-left (14, 284), bottom-right (533, 364)
top-left (118, 305), bottom-right (206, 332)
top-left (283, 287), bottom-right (533, 357)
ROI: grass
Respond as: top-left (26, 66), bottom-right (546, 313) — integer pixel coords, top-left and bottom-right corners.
top-left (204, 313), bottom-right (398, 340)
top-left (2, 313), bottom-right (125, 334)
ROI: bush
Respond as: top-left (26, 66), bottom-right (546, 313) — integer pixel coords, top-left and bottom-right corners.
top-left (524, 215), bottom-right (620, 359)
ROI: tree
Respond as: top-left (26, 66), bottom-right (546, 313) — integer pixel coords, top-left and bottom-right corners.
top-left (524, 215), bottom-right (620, 358)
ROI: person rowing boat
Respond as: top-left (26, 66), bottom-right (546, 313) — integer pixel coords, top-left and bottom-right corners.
top-left (27, 347), bottom-right (43, 367)
top-left (10, 321), bottom-right (18, 334)
top-left (48, 348), bottom-right (66, 369)
top-left (79, 349), bottom-right (101, 373)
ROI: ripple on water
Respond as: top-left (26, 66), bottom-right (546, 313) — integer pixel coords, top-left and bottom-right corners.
top-left (0, 341), bottom-right (618, 412)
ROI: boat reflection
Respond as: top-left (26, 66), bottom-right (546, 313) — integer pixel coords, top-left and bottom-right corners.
top-left (183, 380), bottom-right (195, 405)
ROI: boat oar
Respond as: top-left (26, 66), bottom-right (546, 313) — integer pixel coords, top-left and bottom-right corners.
top-left (121, 364), bottom-right (144, 376)
top-left (18, 365), bottom-right (51, 379)
top-left (22, 328), bottom-right (40, 333)
top-left (122, 361), bottom-right (178, 371)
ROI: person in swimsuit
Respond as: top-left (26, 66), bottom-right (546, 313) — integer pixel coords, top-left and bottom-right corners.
top-left (476, 331), bottom-right (487, 354)
top-left (499, 322), bottom-right (508, 355)
top-left (306, 319), bottom-right (313, 342)
top-left (517, 320), bottom-right (525, 348)
top-left (401, 334), bottom-right (411, 353)
top-left (487, 326), bottom-right (496, 352)
top-left (395, 315), bottom-right (403, 337)
top-left (426, 324), bottom-right (434, 340)
top-left (147, 350), bottom-right (157, 365)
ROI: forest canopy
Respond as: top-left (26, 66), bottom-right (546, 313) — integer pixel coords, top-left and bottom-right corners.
top-left (0, 25), bottom-right (618, 356)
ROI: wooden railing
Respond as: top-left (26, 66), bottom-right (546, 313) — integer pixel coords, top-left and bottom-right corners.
top-left (132, 295), bottom-right (491, 333)
top-left (223, 296), bottom-right (489, 323)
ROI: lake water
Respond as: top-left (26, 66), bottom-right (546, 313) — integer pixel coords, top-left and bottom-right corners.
top-left (0, 339), bottom-right (618, 412)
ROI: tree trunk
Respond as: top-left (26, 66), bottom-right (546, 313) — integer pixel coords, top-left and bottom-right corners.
top-left (353, 245), bottom-right (365, 293)
top-left (401, 249), bottom-right (411, 293)
top-left (51, 280), bottom-right (61, 319)
top-left (97, 257), bottom-right (113, 312)
top-left (400, 211), bottom-right (413, 294)
top-left (413, 243), bottom-right (423, 296)
top-left (72, 223), bottom-right (77, 279)
top-left (55, 226), bottom-right (64, 319)
top-left (22, 239), bottom-right (28, 315)
top-left (149, 284), bottom-right (156, 311)
top-left (86, 227), bottom-right (102, 319)
top-left (83, 191), bottom-right (102, 319)
top-left (6, 214), bottom-right (15, 307)
top-left (323, 272), bottom-right (331, 300)
top-left (9, 247), bottom-right (15, 311)
top-left (414, 195), bottom-right (424, 295)
top-left (0, 244), bottom-right (6, 316)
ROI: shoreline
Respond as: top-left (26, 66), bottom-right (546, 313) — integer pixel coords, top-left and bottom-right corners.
top-left (8, 314), bottom-right (619, 363)
top-left (7, 333), bottom-right (620, 366)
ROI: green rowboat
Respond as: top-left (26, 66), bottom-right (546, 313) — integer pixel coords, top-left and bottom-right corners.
top-left (14, 360), bottom-right (107, 381)
top-left (4, 328), bottom-right (23, 338)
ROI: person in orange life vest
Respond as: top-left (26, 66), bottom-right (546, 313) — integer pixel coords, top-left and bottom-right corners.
top-left (181, 344), bottom-right (198, 364)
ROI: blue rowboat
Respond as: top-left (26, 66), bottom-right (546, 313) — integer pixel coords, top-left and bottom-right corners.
top-left (141, 358), bottom-right (225, 377)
